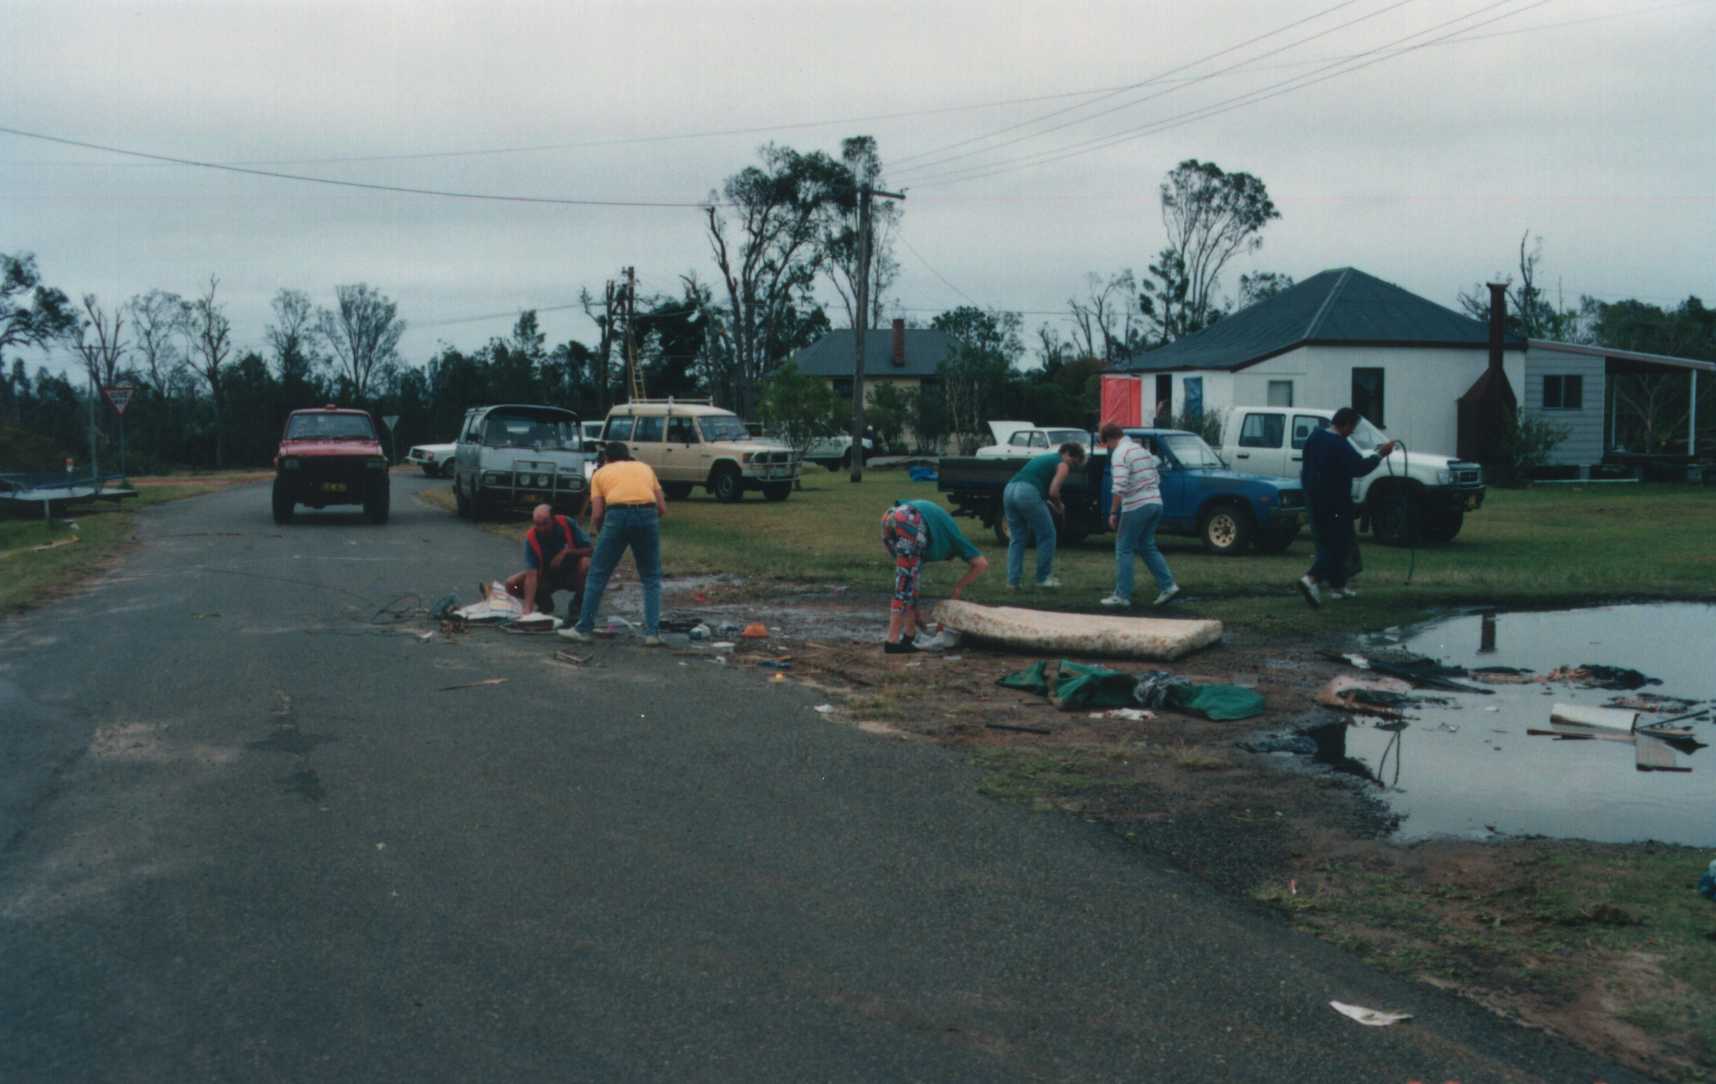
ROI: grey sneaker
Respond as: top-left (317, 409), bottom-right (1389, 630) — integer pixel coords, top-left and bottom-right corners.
top-left (642, 635), bottom-right (666, 647)
top-left (1153, 585), bottom-right (1182, 607)
top-left (1037, 576), bottom-right (1062, 589)
top-left (557, 626), bottom-right (593, 642)
top-left (1099, 594), bottom-right (1130, 608)
top-left (1297, 575), bottom-right (1322, 609)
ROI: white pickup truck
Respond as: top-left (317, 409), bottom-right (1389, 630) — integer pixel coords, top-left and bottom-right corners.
top-left (1216, 406), bottom-right (1485, 544)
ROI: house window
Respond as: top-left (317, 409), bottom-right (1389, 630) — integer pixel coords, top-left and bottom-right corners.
top-left (832, 378), bottom-right (853, 400)
top-left (1543, 374), bottom-right (1583, 410)
top-left (1238, 413), bottom-right (1285, 448)
top-left (1351, 368), bottom-right (1385, 427)
top-left (1267, 380), bottom-right (1294, 407)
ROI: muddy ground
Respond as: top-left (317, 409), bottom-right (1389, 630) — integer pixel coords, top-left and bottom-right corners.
top-left (637, 575), bottom-right (1713, 1082)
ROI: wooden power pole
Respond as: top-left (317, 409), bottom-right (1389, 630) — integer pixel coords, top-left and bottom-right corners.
top-left (624, 266), bottom-right (646, 402)
top-left (849, 184), bottom-right (905, 483)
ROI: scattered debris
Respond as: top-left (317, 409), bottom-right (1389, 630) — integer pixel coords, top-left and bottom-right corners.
top-left (438, 677), bottom-right (509, 692)
top-left (1316, 675), bottom-right (1415, 718)
top-left (416, 631), bottom-right (434, 642)
top-left (553, 650), bottom-right (589, 665)
top-left (1550, 703), bottom-right (1638, 732)
top-left (453, 582), bottom-right (526, 623)
top-left (1546, 663), bottom-right (1660, 690)
top-left (756, 659), bottom-right (794, 671)
top-left (711, 641), bottom-right (735, 652)
top-left (986, 722), bottom-right (1052, 735)
top-left (741, 622), bottom-right (769, 639)
top-left (1102, 708), bottom-right (1154, 722)
top-left (1329, 1001), bottom-right (1412, 1027)
top-left (769, 672), bottom-right (786, 684)
top-left (813, 704), bottom-right (834, 714)
top-left (688, 623), bottom-right (711, 642)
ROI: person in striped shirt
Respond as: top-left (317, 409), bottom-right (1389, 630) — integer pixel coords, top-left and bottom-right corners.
top-left (1098, 424), bottom-right (1180, 608)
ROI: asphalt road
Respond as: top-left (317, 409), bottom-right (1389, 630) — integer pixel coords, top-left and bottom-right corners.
top-left (0, 473), bottom-right (1645, 1082)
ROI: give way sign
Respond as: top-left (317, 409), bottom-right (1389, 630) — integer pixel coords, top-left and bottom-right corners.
top-left (104, 385), bottom-right (135, 415)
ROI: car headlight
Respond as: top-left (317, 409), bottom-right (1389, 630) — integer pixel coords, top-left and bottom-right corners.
top-left (1437, 469), bottom-right (1453, 485)
top-left (281, 458), bottom-right (300, 470)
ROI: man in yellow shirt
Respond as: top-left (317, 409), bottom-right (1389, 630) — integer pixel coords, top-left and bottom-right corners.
top-left (558, 442), bottom-right (669, 646)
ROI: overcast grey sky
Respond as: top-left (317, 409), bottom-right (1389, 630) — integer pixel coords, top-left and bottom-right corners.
top-left (4, 0), bottom-right (1713, 381)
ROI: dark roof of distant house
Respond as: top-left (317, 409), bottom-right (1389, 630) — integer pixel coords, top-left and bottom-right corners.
top-left (1116, 267), bottom-right (1526, 373)
top-left (794, 327), bottom-right (952, 379)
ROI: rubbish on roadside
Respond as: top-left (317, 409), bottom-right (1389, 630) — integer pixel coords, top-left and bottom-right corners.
top-left (1136, 671), bottom-right (1267, 721)
top-left (1698, 859), bottom-right (1716, 902)
top-left (553, 650), bottom-right (589, 665)
top-left (438, 677), bottom-right (509, 692)
top-left (1547, 663), bottom-right (1660, 690)
top-left (934, 599), bottom-right (1221, 661)
top-left (770, 672), bottom-right (786, 684)
top-left (688, 623), bottom-right (711, 642)
top-left (711, 641), bottom-right (735, 652)
top-left (913, 629), bottom-right (962, 651)
top-left (1635, 734), bottom-right (1692, 773)
top-left (756, 659), bottom-right (793, 671)
top-left (1103, 708), bottom-right (1154, 722)
top-left (717, 622), bottom-right (742, 636)
top-left (997, 660), bottom-right (1051, 696)
top-left (741, 622), bottom-right (769, 639)
top-left (1550, 703), bottom-right (1637, 732)
top-left (428, 592), bottom-right (460, 620)
top-left (416, 631), bottom-right (434, 642)
top-left (1054, 661), bottom-right (1138, 710)
top-left (813, 704), bottom-right (833, 714)
top-left (1608, 693), bottom-right (1700, 713)
top-left (503, 612), bottom-right (562, 633)
top-left (1329, 1001), bottom-right (1411, 1027)
top-left (1468, 666), bottom-right (1538, 685)
top-left (1323, 650), bottom-right (1491, 695)
top-left (986, 722), bottom-right (1052, 735)
top-left (942, 654), bottom-right (963, 662)
top-left (1134, 671), bottom-right (1194, 709)
top-left (1316, 675), bottom-right (1415, 718)
top-left (454, 582), bottom-right (526, 623)
top-left (907, 465), bottom-right (938, 482)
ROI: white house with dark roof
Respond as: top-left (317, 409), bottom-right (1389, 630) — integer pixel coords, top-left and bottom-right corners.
top-left (1112, 267), bottom-right (1527, 460)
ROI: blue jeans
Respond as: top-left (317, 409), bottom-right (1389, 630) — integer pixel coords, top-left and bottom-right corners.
top-left (575, 506), bottom-right (662, 635)
top-left (1003, 481), bottom-right (1056, 586)
top-left (1114, 503), bottom-right (1174, 601)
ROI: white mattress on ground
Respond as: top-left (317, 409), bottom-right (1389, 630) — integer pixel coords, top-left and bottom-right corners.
top-left (932, 600), bottom-right (1222, 661)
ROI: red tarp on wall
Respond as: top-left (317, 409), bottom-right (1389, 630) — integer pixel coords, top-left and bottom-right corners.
top-left (1100, 374), bottom-right (1143, 428)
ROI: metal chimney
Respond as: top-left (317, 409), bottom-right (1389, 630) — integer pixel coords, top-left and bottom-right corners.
top-left (891, 318), bottom-right (906, 367)
top-left (1487, 282), bottom-right (1506, 371)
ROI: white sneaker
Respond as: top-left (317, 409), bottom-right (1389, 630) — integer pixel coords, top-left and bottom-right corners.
top-left (1153, 585), bottom-right (1182, 607)
top-left (1099, 594), bottom-right (1130, 608)
top-left (1297, 575), bottom-right (1322, 609)
top-left (642, 635), bottom-right (666, 647)
top-left (1037, 576), bottom-right (1062, 589)
top-left (557, 626), bottom-right (593, 642)
top-left (1328, 588), bottom-right (1356, 600)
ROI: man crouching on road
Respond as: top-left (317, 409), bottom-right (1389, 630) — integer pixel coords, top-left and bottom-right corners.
top-left (506, 503), bottom-right (593, 621)
top-left (1297, 407), bottom-right (1397, 607)
top-left (558, 442), bottom-right (668, 647)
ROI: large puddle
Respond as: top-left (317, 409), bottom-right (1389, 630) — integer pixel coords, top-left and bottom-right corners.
top-left (1315, 603), bottom-right (1716, 846)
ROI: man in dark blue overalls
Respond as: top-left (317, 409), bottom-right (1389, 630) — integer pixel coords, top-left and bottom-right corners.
top-left (1297, 407), bottom-right (1397, 608)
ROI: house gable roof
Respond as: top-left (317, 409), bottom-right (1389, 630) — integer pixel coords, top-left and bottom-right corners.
top-left (1118, 267), bottom-right (1524, 373)
top-left (794, 328), bottom-right (951, 379)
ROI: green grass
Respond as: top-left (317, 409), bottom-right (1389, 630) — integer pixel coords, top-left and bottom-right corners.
top-left (643, 476), bottom-right (1716, 633)
top-left (1, 483), bottom-right (230, 613)
top-left (1254, 843), bottom-right (1716, 1079)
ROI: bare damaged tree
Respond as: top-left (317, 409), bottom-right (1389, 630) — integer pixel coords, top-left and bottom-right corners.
top-left (188, 275), bottom-right (234, 467)
top-left (579, 281), bottom-right (619, 411)
top-left (1068, 271), bottom-right (1139, 364)
top-left (71, 294), bottom-right (129, 389)
top-left (317, 283), bottom-right (404, 402)
top-left (127, 289), bottom-right (185, 397)
top-left (705, 143), bottom-right (845, 416)
top-left (820, 137), bottom-right (901, 332)
top-left (267, 288), bottom-right (320, 388)
top-left (1139, 159), bottom-right (1279, 343)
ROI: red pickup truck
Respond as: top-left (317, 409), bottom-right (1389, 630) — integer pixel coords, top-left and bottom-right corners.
top-left (272, 406), bottom-right (390, 524)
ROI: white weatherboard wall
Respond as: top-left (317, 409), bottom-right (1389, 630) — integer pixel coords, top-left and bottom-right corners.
top-left (1523, 345), bottom-right (1606, 467)
top-left (1183, 346), bottom-right (1525, 455)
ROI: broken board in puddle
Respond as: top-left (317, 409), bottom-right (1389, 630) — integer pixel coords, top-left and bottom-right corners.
top-left (932, 600), bottom-right (1221, 661)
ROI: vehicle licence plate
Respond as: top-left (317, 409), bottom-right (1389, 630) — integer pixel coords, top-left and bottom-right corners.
top-left (321, 482), bottom-right (347, 493)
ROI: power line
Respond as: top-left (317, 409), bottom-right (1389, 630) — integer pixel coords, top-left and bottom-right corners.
top-left (0, 125), bottom-right (716, 208)
top-left (909, 0), bottom-right (1548, 189)
top-left (890, 0), bottom-right (1374, 172)
top-left (898, 234), bottom-right (983, 309)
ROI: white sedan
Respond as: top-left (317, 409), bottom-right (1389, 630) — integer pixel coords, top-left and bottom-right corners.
top-left (406, 442), bottom-right (457, 477)
top-left (974, 424), bottom-right (1091, 458)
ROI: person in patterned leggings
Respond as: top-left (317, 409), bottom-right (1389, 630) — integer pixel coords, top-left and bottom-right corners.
top-left (880, 499), bottom-right (989, 654)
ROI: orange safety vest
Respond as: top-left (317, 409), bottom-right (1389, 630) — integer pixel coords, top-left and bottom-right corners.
top-left (526, 515), bottom-right (577, 568)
